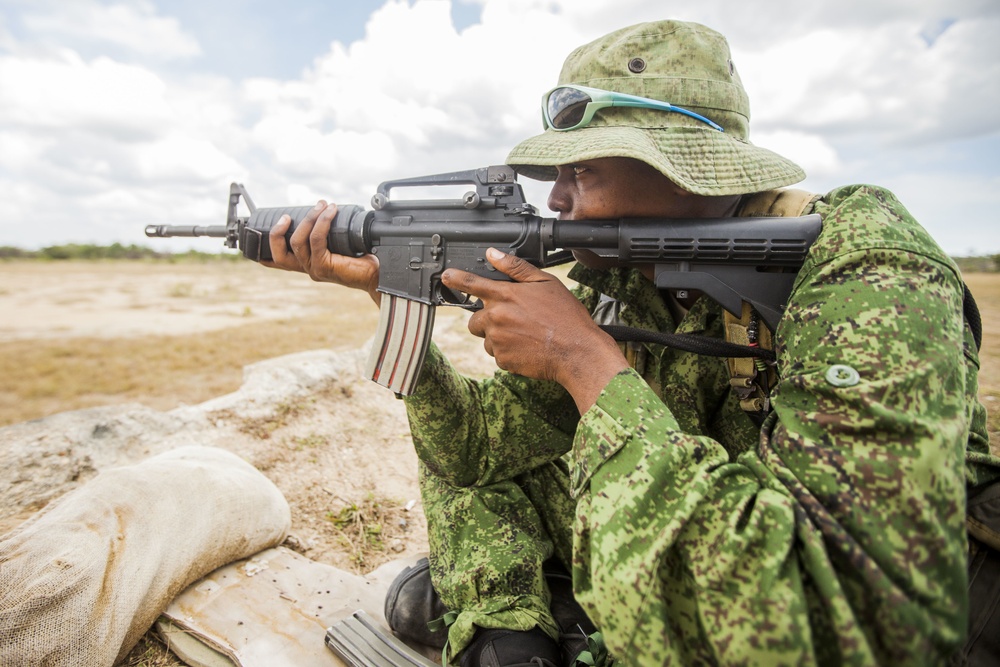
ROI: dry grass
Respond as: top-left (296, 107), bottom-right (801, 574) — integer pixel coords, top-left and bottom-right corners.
top-left (121, 632), bottom-right (184, 667)
top-left (0, 259), bottom-right (378, 426)
top-left (963, 273), bottom-right (1000, 444)
top-left (325, 490), bottom-right (408, 569)
top-left (0, 315), bottom-right (375, 425)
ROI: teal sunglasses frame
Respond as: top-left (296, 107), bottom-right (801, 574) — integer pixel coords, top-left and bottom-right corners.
top-left (542, 84), bottom-right (724, 133)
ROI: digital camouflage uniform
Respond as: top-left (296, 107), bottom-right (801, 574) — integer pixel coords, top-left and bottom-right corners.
top-left (404, 183), bottom-right (1000, 665)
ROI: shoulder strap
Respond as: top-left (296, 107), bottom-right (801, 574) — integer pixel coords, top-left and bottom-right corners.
top-left (722, 189), bottom-right (820, 418)
top-left (737, 188), bottom-right (821, 218)
top-left (597, 324), bottom-right (775, 361)
top-left (723, 303), bottom-right (778, 414)
top-left (964, 283), bottom-right (983, 352)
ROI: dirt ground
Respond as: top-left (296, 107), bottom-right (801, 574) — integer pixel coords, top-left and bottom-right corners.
top-left (0, 260), bottom-right (500, 665)
top-left (3, 262), bottom-right (997, 552)
top-left (0, 259), bottom-right (369, 342)
top-left (0, 260), bottom-right (498, 565)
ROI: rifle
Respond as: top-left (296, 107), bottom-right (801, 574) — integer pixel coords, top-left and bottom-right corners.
top-left (145, 165), bottom-right (822, 395)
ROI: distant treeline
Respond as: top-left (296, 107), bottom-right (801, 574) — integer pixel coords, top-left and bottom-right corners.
top-left (954, 256), bottom-right (1000, 273)
top-left (1, 243), bottom-right (998, 271)
top-left (0, 243), bottom-right (240, 262)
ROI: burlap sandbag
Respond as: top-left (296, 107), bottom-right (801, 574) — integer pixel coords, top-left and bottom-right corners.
top-left (0, 445), bottom-right (291, 666)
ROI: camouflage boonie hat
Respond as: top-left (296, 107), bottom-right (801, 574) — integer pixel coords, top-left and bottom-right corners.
top-left (506, 21), bottom-right (806, 196)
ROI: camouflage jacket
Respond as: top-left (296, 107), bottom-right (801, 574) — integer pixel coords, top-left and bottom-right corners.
top-left (405, 184), bottom-right (998, 665)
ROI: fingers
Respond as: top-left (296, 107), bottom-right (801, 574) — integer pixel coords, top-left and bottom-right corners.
top-left (309, 203), bottom-right (336, 263)
top-left (441, 248), bottom-right (550, 301)
top-left (485, 248), bottom-right (548, 282)
top-left (288, 201), bottom-right (333, 271)
top-left (467, 307), bottom-right (487, 339)
top-left (262, 200), bottom-right (328, 272)
top-left (261, 213), bottom-right (295, 270)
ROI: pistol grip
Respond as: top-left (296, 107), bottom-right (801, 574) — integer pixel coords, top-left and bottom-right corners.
top-left (364, 295), bottom-right (436, 395)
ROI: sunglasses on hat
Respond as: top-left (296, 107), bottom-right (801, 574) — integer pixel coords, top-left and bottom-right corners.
top-left (542, 84), bottom-right (724, 133)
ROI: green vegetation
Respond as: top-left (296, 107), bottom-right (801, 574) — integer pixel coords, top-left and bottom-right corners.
top-left (3, 243), bottom-right (1000, 270)
top-left (0, 243), bottom-right (239, 262)
top-left (326, 492), bottom-right (404, 569)
top-left (953, 255), bottom-right (1000, 273)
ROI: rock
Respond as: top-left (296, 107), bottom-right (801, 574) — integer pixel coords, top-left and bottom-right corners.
top-left (0, 347), bottom-right (367, 523)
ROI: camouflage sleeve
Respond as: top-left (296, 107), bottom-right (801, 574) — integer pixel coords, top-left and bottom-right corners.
top-left (403, 343), bottom-right (580, 487)
top-left (569, 186), bottom-right (972, 665)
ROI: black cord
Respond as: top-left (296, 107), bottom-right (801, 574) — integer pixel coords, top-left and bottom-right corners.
top-left (598, 324), bottom-right (776, 362)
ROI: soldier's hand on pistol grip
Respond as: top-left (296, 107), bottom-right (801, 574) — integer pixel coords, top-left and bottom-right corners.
top-left (447, 248), bottom-right (627, 413)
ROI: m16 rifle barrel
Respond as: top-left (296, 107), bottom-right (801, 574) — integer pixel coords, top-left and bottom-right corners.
top-left (144, 225), bottom-right (230, 238)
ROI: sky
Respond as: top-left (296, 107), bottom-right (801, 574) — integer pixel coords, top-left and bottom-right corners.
top-left (0, 0), bottom-right (998, 256)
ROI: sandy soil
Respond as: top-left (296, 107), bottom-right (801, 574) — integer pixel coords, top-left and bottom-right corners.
top-left (0, 260), bottom-right (509, 666)
top-left (0, 260), bottom-right (352, 341)
top-left (0, 260), bottom-right (498, 575)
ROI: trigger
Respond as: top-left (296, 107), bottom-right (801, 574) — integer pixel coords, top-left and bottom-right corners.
top-left (438, 285), bottom-right (471, 306)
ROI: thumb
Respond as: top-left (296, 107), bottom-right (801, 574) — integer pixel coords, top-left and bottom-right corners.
top-left (486, 248), bottom-right (546, 283)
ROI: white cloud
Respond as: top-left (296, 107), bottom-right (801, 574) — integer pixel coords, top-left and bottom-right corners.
top-left (0, 50), bottom-right (172, 138)
top-left (232, 0), bottom-right (586, 205)
top-left (0, 131), bottom-right (55, 169)
top-left (134, 134), bottom-right (243, 183)
top-left (736, 15), bottom-right (1000, 146)
top-left (0, 0), bottom-right (997, 255)
top-left (889, 170), bottom-right (1000, 256)
top-left (250, 115), bottom-right (399, 180)
top-left (21, 0), bottom-right (200, 60)
top-left (752, 130), bottom-right (842, 179)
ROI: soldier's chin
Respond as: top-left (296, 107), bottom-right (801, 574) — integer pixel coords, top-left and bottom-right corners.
top-left (571, 249), bottom-right (621, 271)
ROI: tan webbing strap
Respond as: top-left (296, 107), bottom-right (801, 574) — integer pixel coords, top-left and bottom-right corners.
top-left (737, 188), bottom-right (821, 219)
top-left (726, 188), bottom-right (819, 416)
top-left (724, 302), bottom-right (778, 413)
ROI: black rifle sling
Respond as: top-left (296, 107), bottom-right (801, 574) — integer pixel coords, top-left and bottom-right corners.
top-left (598, 324), bottom-right (776, 362)
top-left (601, 281), bottom-right (981, 363)
top-left (965, 283), bottom-right (983, 352)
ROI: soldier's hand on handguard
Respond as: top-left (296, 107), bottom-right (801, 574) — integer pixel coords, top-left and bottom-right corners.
top-left (262, 201), bottom-right (382, 305)
top-left (444, 248), bottom-right (628, 414)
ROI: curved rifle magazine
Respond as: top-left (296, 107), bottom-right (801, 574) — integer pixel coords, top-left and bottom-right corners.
top-left (365, 295), bottom-right (436, 396)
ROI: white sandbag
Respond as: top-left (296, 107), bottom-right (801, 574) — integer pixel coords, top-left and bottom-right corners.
top-left (0, 445), bottom-right (291, 667)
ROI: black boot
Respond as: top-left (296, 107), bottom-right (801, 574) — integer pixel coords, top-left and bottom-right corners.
top-left (459, 627), bottom-right (561, 667)
top-left (384, 557), bottom-right (598, 663)
top-left (542, 562), bottom-right (598, 665)
top-left (384, 557), bottom-right (450, 648)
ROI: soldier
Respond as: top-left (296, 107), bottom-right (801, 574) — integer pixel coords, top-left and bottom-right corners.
top-left (267, 20), bottom-right (999, 666)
